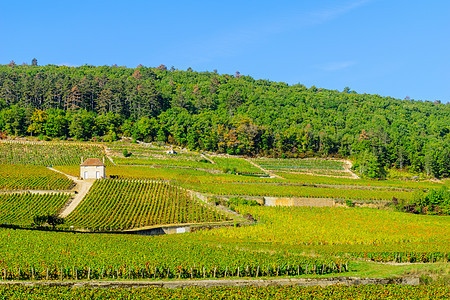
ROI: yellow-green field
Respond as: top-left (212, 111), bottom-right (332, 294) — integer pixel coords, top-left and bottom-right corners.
top-left (0, 141), bottom-right (449, 282)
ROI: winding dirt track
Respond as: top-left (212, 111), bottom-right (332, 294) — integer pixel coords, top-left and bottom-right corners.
top-left (47, 167), bottom-right (93, 218)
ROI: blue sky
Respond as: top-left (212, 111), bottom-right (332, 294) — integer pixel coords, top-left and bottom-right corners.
top-left (1, 0), bottom-right (449, 102)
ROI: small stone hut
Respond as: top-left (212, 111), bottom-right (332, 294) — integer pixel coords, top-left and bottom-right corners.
top-left (80, 157), bottom-right (105, 180)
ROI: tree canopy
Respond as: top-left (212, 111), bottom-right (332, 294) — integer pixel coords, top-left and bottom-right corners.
top-left (1, 64), bottom-right (450, 178)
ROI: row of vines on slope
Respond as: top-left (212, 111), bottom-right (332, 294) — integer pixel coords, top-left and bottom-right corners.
top-left (65, 179), bottom-right (230, 230)
top-left (0, 165), bottom-right (74, 190)
top-left (0, 141), bottom-right (107, 166)
top-left (0, 193), bottom-right (70, 225)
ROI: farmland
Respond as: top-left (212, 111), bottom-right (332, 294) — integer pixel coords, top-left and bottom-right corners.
top-left (1, 285), bottom-right (450, 300)
top-left (0, 193), bottom-right (70, 225)
top-left (111, 145), bottom-right (262, 174)
top-left (0, 140), bottom-right (449, 294)
top-left (0, 285), bottom-right (450, 300)
top-left (0, 141), bottom-right (107, 166)
top-left (65, 179), bottom-right (230, 230)
top-left (0, 205), bottom-right (448, 280)
top-left (0, 165), bottom-right (74, 191)
top-left (254, 158), bottom-right (352, 177)
top-left (179, 181), bottom-right (414, 201)
top-left (0, 226), bottom-right (345, 280)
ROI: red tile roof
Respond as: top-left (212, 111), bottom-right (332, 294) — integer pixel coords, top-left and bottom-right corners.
top-left (81, 158), bottom-right (104, 166)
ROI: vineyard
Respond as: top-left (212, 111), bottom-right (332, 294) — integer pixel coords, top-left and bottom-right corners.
top-left (0, 165), bottom-right (74, 191)
top-left (113, 153), bottom-right (262, 174)
top-left (1, 285), bottom-right (449, 300)
top-left (179, 182), bottom-right (414, 201)
top-left (0, 193), bottom-right (70, 225)
top-left (277, 172), bottom-right (445, 191)
top-left (107, 142), bottom-right (264, 174)
top-left (0, 141), bottom-right (449, 288)
top-left (114, 156), bottom-right (218, 170)
top-left (65, 179), bottom-right (230, 230)
top-left (0, 227), bottom-right (346, 281)
top-left (0, 205), bottom-right (448, 275)
top-left (253, 158), bottom-right (352, 177)
top-left (209, 156), bottom-right (263, 174)
top-left (0, 141), bottom-right (107, 166)
top-left (198, 205), bottom-right (450, 260)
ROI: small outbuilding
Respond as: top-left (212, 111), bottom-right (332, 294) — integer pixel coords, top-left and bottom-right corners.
top-left (80, 157), bottom-right (105, 180)
top-left (166, 149), bottom-right (177, 154)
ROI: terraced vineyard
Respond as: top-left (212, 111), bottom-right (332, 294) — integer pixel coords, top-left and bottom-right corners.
top-left (277, 172), bottom-right (444, 190)
top-left (210, 156), bottom-right (264, 174)
top-left (180, 182), bottom-right (414, 201)
top-left (1, 141), bottom-right (449, 288)
top-left (254, 158), bottom-right (351, 177)
top-left (114, 156), bottom-right (217, 170)
top-left (0, 141), bottom-right (107, 166)
top-left (0, 165), bottom-right (74, 191)
top-left (113, 152), bottom-right (262, 175)
top-left (65, 179), bottom-right (230, 230)
top-left (0, 193), bottom-right (70, 225)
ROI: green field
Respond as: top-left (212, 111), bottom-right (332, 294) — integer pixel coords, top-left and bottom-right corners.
top-left (180, 181), bottom-right (414, 201)
top-left (0, 165), bottom-right (74, 191)
top-left (0, 193), bottom-right (70, 225)
top-left (0, 141), bottom-right (449, 287)
top-left (0, 141), bottom-right (107, 166)
top-left (65, 179), bottom-right (231, 230)
top-left (0, 205), bottom-right (448, 280)
top-left (1, 284), bottom-right (450, 300)
top-left (0, 225), bottom-right (344, 280)
top-left (254, 158), bottom-right (351, 177)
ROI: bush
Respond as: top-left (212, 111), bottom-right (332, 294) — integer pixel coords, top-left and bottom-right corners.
top-left (227, 197), bottom-right (260, 211)
top-left (123, 149), bottom-right (132, 157)
top-left (345, 199), bottom-right (355, 207)
top-left (396, 187), bottom-right (450, 215)
top-left (33, 214), bottom-right (65, 228)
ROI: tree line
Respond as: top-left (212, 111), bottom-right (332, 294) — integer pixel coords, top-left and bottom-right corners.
top-left (1, 63), bottom-right (450, 179)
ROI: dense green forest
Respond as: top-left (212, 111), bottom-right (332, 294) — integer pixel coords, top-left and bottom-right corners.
top-left (1, 62), bottom-right (450, 179)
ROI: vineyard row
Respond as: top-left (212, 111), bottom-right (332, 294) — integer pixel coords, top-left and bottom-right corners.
top-left (0, 263), bottom-right (348, 281)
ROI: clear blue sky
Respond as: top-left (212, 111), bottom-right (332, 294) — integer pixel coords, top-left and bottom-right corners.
top-left (1, 0), bottom-right (449, 102)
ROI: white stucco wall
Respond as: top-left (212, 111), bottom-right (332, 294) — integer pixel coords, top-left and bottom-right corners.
top-left (80, 165), bottom-right (105, 179)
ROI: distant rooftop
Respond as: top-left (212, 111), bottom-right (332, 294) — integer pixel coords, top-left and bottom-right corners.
top-left (81, 158), bottom-right (104, 166)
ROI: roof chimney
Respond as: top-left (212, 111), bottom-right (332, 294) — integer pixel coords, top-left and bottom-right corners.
top-left (103, 157), bottom-right (105, 165)
top-left (81, 156), bottom-right (84, 164)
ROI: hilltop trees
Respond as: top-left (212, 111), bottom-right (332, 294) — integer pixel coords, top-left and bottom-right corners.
top-left (1, 63), bottom-right (450, 178)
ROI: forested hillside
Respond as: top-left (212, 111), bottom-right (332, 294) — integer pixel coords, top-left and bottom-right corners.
top-left (1, 63), bottom-right (449, 178)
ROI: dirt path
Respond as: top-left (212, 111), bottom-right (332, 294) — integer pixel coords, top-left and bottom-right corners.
top-left (47, 167), bottom-right (94, 218)
top-left (0, 277), bottom-right (419, 288)
top-left (201, 153), bottom-right (216, 164)
top-left (343, 159), bottom-right (360, 179)
top-left (244, 158), bottom-right (282, 178)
